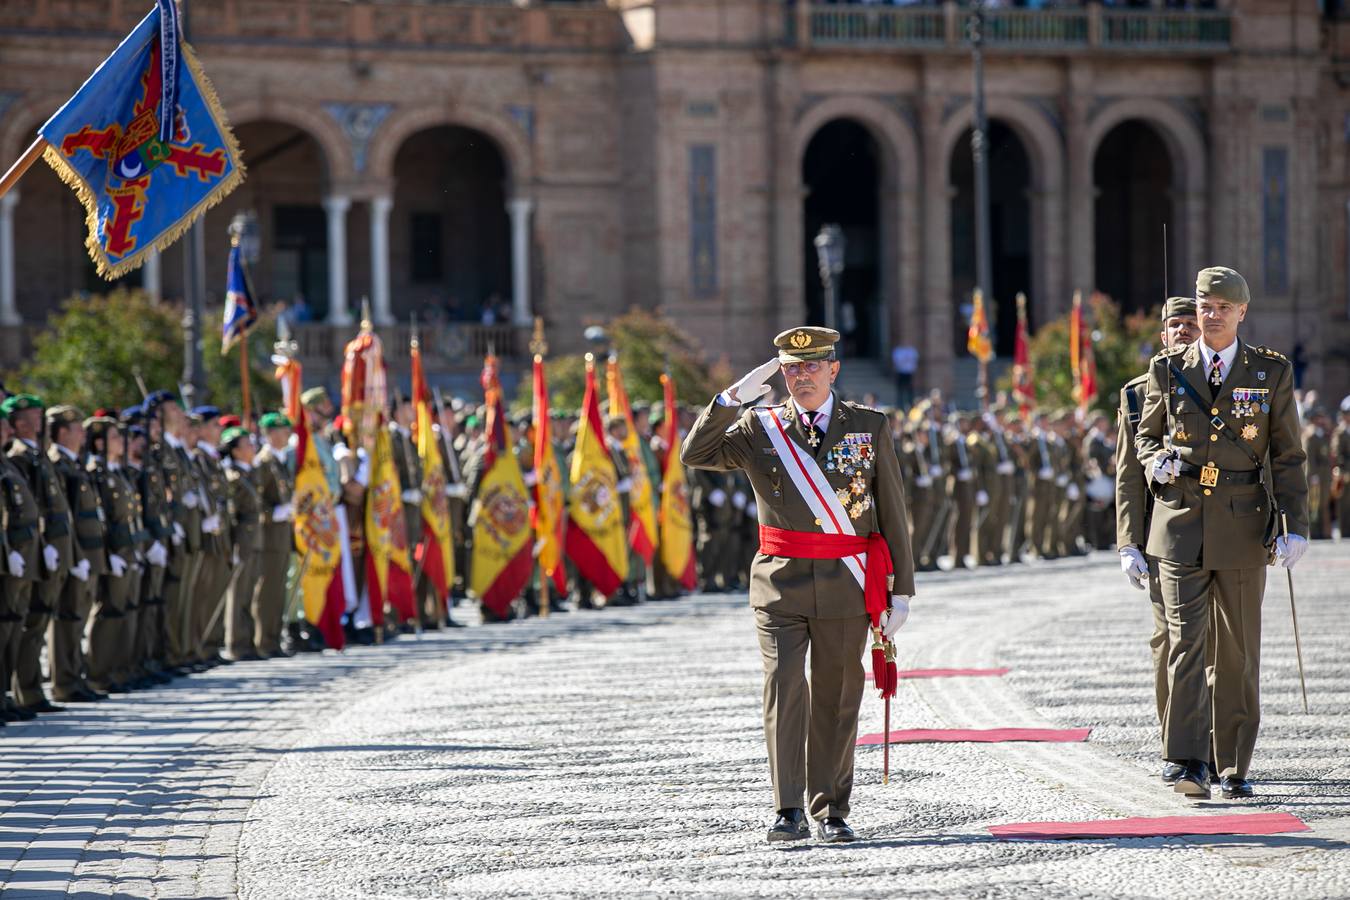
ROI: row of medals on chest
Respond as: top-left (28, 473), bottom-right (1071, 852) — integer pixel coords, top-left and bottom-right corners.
top-left (818, 432), bottom-right (873, 520)
top-left (1172, 387), bottom-right (1267, 445)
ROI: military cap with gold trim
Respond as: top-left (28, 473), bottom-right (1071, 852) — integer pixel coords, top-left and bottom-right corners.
top-left (774, 326), bottom-right (840, 364)
top-left (82, 415), bottom-right (118, 436)
top-left (1161, 296), bottom-right (1197, 320)
top-left (46, 404), bottom-right (85, 426)
top-left (0, 393), bottom-right (44, 419)
top-left (1196, 266), bottom-right (1250, 305)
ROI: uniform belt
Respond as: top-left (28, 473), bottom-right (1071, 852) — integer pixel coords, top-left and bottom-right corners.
top-left (6, 525), bottom-right (34, 544)
top-left (758, 525), bottom-right (893, 625)
top-left (76, 509), bottom-right (100, 520)
top-left (1177, 463), bottom-right (1262, 486)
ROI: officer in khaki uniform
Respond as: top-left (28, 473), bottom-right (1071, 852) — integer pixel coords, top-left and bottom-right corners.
top-left (1303, 408), bottom-right (1333, 539)
top-left (221, 426), bottom-right (264, 661)
top-left (253, 413), bottom-right (295, 657)
top-left (1136, 267), bottom-right (1309, 799)
top-left (682, 326), bottom-right (914, 844)
top-left (84, 416), bottom-right (137, 695)
top-left (47, 405), bottom-right (104, 703)
top-left (1115, 297), bottom-right (1199, 785)
top-left (390, 399), bottom-right (430, 627)
top-left (126, 407), bottom-right (171, 685)
top-left (188, 408), bottom-right (230, 664)
top-left (0, 408), bottom-right (40, 722)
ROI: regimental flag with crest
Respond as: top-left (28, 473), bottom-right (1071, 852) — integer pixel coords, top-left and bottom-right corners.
top-left (532, 356), bottom-right (566, 595)
top-left (38, 0), bottom-right (243, 278)
top-left (411, 336), bottom-right (453, 606)
top-left (565, 357), bottom-right (628, 597)
top-left (365, 422), bottom-right (417, 626)
top-left (274, 354), bottom-right (302, 425)
top-left (1012, 291), bottom-right (1035, 418)
top-left (967, 288), bottom-right (994, 364)
top-left (469, 354), bottom-right (533, 618)
top-left (221, 240), bottom-right (257, 353)
top-left (341, 319), bottom-right (386, 454)
top-left (605, 357), bottom-right (656, 565)
top-left (1070, 291), bottom-right (1099, 413)
top-left (293, 401), bottom-right (346, 650)
top-left (657, 373), bottom-right (697, 591)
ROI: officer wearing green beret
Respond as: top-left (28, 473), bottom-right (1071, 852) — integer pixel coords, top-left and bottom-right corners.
top-left (1135, 267), bottom-right (1310, 799)
top-left (0, 404), bottom-right (41, 722)
top-left (253, 413), bottom-right (295, 657)
top-left (1116, 296), bottom-right (1200, 785)
top-left (220, 426), bottom-right (265, 660)
top-left (84, 416), bottom-right (136, 694)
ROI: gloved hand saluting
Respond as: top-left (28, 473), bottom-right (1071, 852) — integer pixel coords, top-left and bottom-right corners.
top-left (1119, 545), bottom-right (1148, 590)
top-left (880, 596), bottom-right (910, 639)
top-left (723, 358), bottom-right (780, 405)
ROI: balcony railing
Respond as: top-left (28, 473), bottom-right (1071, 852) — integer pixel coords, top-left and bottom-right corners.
top-left (292, 322), bottom-right (527, 372)
top-left (794, 2), bottom-right (1231, 52)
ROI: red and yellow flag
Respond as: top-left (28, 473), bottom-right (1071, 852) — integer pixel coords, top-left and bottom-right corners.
top-left (565, 356), bottom-right (628, 596)
top-left (341, 319), bottom-right (386, 453)
top-left (1070, 291), bottom-right (1098, 413)
top-left (532, 356), bottom-right (566, 595)
top-left (365, 423), bottom-right (416, 625)
top-left (470, 354), bottom-right (533, 618)
top-left (274, 355), bottom-right (302, 425)
top-left (293, 404), bottom-right (346, 650)
top-left (411, 336), bottom-right (453, 606)
top-left (606, 356), bottom-right (656, 565)
top-left (657, 373), bottom-right (697, 590)
top-left (967, 288), bottom-right (994, 364)
top-left (1011, 291), bottom-right (1035, 418)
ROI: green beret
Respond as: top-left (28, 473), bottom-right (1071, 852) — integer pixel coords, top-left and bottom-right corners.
top-left (0, 393), bottom-right (44, 419)
top-left (258, 412), bottom-right (292, 430)
top-left (46, 404), bottom-right (85, 426)
top-left (1196, 266), bottom-right (1250, 305)
top-left (1161, 296), bottom-right (1197, 321)
top-left (301, 387), bottom-right (328, 409)
top-left (774, 326), bottom-right (840, 364)
top-left (219, 425), bottom-right (250, 448)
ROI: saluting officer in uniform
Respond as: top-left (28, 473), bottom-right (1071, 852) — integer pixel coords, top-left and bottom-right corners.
top-left (1135, 267), bottom-right (1309, 799)
top-left (682, 327), bottom-right (914, 844)
top-left (1115, 296), bottom-right (1199, 785)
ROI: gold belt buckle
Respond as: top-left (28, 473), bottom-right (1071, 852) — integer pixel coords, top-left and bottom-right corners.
top-left (1199, 463), bottom-right (1219, 488)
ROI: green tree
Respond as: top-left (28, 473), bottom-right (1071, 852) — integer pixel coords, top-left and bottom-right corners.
top-left (1003, 293), bottom-right (1160, 413)
top-left (12, 289), bottom-right (280, 413)
top-left (514, 308), bottom-right (732, 412)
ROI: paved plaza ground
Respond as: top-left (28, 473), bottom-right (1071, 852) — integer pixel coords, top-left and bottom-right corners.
top-left (3, 545), bottom-right (1350, 898)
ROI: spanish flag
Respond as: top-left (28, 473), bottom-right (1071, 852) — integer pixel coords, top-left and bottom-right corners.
top-left (1011, 292), bottom-right (1035, 418)
top-left (293, 404), bottom-right (347, 650)
top-left (657, 373), bottom-right (697, 590)
top-left (411, 336), bottom-right (453, 606)
top-left (967, 288), bottom-right (994, 363)
top-left (469, 354), bottom-right (533, 618)
top-left (365, 423), bottom-right (417, 625)
top-left (532, 355), bottom-right (566, 595)
top-left (1070, 290), bottom-right (1098, 412)
top-left (606, 356), bottom-right (656, 565)
top-left (565, 356), bottom-right (628, 597)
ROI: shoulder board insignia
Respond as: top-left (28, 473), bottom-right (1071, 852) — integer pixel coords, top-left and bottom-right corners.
top-left (1250, 345), bottom-right (1289, 362)
top-left (844, 401), bottom-right (883, 415)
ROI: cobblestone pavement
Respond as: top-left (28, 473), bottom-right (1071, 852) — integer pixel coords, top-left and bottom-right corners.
top-left (3, 545), bottom-right (1350, 898)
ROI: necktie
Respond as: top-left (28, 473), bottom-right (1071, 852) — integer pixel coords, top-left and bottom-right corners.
top-left (1209, 352), bottom-right (1223, 390)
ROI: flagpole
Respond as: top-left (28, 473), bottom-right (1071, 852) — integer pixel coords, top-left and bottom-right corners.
top-left (0, 137), bottom-right (45, 201)
top-left (239, 333), bottom-right (252, 430)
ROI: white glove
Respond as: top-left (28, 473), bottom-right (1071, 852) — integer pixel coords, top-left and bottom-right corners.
top-left (7, 550), bottom-right (24, 579)
top-left (1066, 483), bottom-right (1081, 502)
top-left (147, 540), bottom-right (168, 568)
top-left (1038, 466), bottom-right (1054, 481)
top-left (732, 491), bottom-right (747, 510)
top-left (745, 502), bottom-right (758, 518)
top-left (43, 544), bottom-right (59, 572)
top-left (1055, 474), bottom-right (1070, 488)
top-left (182, 489), bottom-right (199, 510)
top-left (996, 461), bottom-right (1015, 475)
top-left (201, 514), bottom-right (221, 535)
top-left (1274, 533), bottom-right (1308, 569)
top-left (928, 465), bottom-right (944, 479)
top-left (522, 471), bottom-right (538, 487)
top-left (915, 476), bottom-right (932, 489)
top-left (1119, 545), bottom-right (1148, 590)
top-left (615, 477), bottom-right (633, 493)
top-left (975, 490), bottom-right (989, 507)
top-left (1151, 452), bottom-right (1180, 485)
top-left (109, 553), bottom-right (128, 578)
top-left (957, 468), bottom-right (973, 482)
top-left (880, 596), bottom-right (911, 639)
top-left (71, 559), bottom-right (90, 582)
top-left (272, 503), bottom-right (294, 523)
top-left (708, 488), bottom-right (727, 508)
top-left (172, 522), bottom-right (186, 546)
top-left (232, 546), bottom-right (240, 567)
top-left (725, 358), bottom-right (780, 405)
top-left (445, 483), bottom-right (469, 500)
top-left (401, 488), bottom-right (423, 504)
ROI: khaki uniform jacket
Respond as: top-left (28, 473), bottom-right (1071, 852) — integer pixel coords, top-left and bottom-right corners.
top-left (681, 392), bottom-right (915, 617)
top-left (253, 444), bottom-right (294, 552)
top-left (1115, 374), bottom-right (1151, 548)
top-left (53, 446), bottom-right (105, 577)
top-left (0, 452), bottom-right (41, 580)
top-left (223, 461), bottom-right (264, 555)
top-left (193, 445), bottom-right (231, 558)
top-left (1135, 339), bottom-right (1309, 568)
top-left (10, 440), bottom-right (76, 579)
top-left (88, 458), bottom-right (137, 566)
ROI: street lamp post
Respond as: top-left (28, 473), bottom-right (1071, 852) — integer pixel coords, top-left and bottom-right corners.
top-left (968, 0), bottom-right (994, 326)
top-left (180, 0), bottom-right (207, 408)
top-left (814, 224), bottom-right (846, 333)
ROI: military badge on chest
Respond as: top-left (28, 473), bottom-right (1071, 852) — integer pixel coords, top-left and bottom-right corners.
top-left (826, 433), bottom-right (874, 519)
top-left (1231, 387), bottom-right (1268, 420)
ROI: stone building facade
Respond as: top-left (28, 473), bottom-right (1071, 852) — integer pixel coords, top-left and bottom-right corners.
top-left (0, 0), bottom-right (1346, 400)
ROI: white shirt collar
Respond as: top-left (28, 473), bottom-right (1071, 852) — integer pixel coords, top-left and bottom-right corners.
top-left (234, 459), bottom-right (253, 472)
top-left (56, 444), bottom-right (78, 462)
top-left (20, 438), bottom-right (36, 450)
top-left (164, 432), bottom-right (183, 450)
top-left (793, 392), bottom-right (834, 426)
top-left (1198, 337), bottom-right (1239, 378)
top-left (197, 441), bottom-right (220, 459)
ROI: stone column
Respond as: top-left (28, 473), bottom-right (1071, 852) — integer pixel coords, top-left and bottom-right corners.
top-left (506, 197), bottom-right (533, 326)
top-left (1064, 92), bottom-right (1093, 318)
top-left (323, 195), bottom-right (352, 326)
top-left (142, 247), bottom-right (162, 304)
top-left (0, 190), bottom-right (19, 326)
top-left (369, 194), bottom-right (394, 326)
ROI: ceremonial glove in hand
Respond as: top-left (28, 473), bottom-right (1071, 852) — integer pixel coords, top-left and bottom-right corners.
top-left (183, 490), bottom-right (199, 510)
top-left (745, 501), bottom-right (758, 518)
top-left (708, 488), bottom-right (727, 508)
top-left (1038, 466), bottom-right (1054, 481)
top-left (201, 515), bottom-right (220, 535)
top-left (7, 551), bottom-right (24, 579)
top-left (880, 596), bottom-right (911, 639)
top-left (401, 488), bottom-right (423, 504)
top-left (929, 465), bottom-right (944, 479)
top-left (1274, 533), bottom-right (1308, 570)
top-left (1119, 546), bottom-right (1148, 590)
top-left (272, 503), bottom-right (294, 523)
top-left (724, 358), bottom-right (780, 405)
top-left (172, 522), bottom-right (186, 546)
top-left (43, 544), bottom-right (59, 572)
top-left (975, 490), bottom-right (989, 507)
top-left (1066, 483), bottom-right (1081, 502)
top-left (444, 483), bottom-right (469, 500)
top-left (615, 477), bottom-right (633, 493)
top-left (1151, 452), bottom-right (1180, 485)
top-left (109, 554), bottom-right (128, 578)
top-left (732, 491), bottom-right (747, 510)
top-left (71, 559), bottom-right (91, 583)
top-left (996, 461), bottom-right (1016, 476)
top-left (231, 546), bottom-right (241, 567)
top-left (521, 471), bottom-right (538, 488)
top-left (147, 541), bottom-right (168, 568)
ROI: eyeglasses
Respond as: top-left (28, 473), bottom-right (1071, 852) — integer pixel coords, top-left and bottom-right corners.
top-left (782, 361), bottom-right (829, 377)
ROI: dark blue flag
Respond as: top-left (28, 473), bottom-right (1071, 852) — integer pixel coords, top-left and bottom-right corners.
top-left (222, 242), bottom-right (258, 353)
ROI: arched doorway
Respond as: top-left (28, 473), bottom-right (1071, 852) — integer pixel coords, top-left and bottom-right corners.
top-left (949, 120), bottom-right (1031, 357)
top-left (802, 119), bottom-right (882, 360)
top-left (1093, 120), bottom-right (1176, 316)
top-left (391, 126), bottom-right (511, 324)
